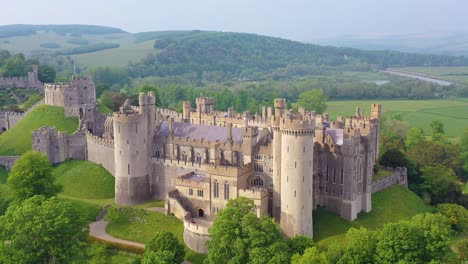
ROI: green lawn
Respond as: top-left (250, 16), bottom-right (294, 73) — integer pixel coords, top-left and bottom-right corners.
top-left (0, 105), bottom-right (78, 155)
top-left (314, 185), bottom-right (433, 248)
top-left (327, 99), bottom-right (468, 138)
top-left (463, 182), bottom-right (468, 194)
top-left (106, 208), bottom-right (206, 264)
top-left (54, 160), bottom-right (115, 199)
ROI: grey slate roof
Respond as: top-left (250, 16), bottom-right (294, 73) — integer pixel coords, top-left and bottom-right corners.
top-left (325, 128), bottom-right (344, 145)
top-left (159, 121), bottom-right (243, 144)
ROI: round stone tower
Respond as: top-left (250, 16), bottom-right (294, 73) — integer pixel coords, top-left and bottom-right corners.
top-left (279, 117), bottom-right (314, 238)
top-left (182, 101), bottom-right (191, 121)
top-left (113, 98), bottom-right (151, 205)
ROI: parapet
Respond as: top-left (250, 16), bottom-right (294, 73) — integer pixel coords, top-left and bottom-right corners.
top-left (139, 92), bottom-right (155, 106)
top-left (279, 117), bottom-right (315, 132)
top-left (274, 98), bottom-right (286, 109)
top-left (238, 188), bottom-right (268, 200)
top-left (196, 97), bottom-right (215, 105)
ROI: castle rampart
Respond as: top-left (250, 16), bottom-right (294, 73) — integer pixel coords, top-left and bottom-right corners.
top-left (0, 65), bottom-right (43, 91)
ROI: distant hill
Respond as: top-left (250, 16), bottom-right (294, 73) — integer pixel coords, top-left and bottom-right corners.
top-left (313, 32), bottom-right (468, 56)
top-left (127, 30), bottom-right (468, 81)
top-left (0, 24), bottom-right (126, 38)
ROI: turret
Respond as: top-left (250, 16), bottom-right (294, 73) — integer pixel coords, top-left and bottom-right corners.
top-left (276, 117), bottom-right (315, 238)
top-left (274, 98), bottom-right (286, 118)
top-left (182, 101), bottom-right (191, 122)
top-left (113, 99), bottom-right (151, 205)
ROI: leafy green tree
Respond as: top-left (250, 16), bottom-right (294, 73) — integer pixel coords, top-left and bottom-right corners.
top-left (379, 148), bottom-right (407, 168)
top-left (430, 120), bottom-right (446, 142)
top-left (375, 221), bottom-right (423, 263)
top-left (138, 85), bottom-right (162, 107)
top-left (87, 242), bottom-right (111, 264)
top-left (412, 213), bottom-right (452, 262)
top-left (405, 127), bottom-right (425, 150)
top-left (407, 140), bottom-right (463, 176)
top-left (145, 231), bottom-right (185, 264)
top-left (1, 53), bottom-right (27, 77)
top-left (38, 64), bottom-right (56, 83)
top-left (287, 235), bottom-right (315, 255)
top-left (296, 89), bottom-right (327, 114)
top-left (206, 197), bottom-right (292, 264)
top-left (437, 203), bottom-right (468, 234)
top-left (461, 128), bottom-right (468, 176)
top-left (95, 84), bottom-right (110, 98)
top-left (7, 151), bottom-right (61, 200)
top-left (339, 227), bottom-right (378, 264)
top-left (456, 239), bottom-right (468, 262)
top-left (0, 195), bottom-right (88, 263)
top-left (420, 165), bottom-right (462, 204)
top-left (291, 247), bottom-right (328, 264)
top-left (142, 250), bottom-right (177, 264)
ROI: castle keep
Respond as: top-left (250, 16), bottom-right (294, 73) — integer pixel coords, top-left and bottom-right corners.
top-left (32, 77), bottom-right (382, 253)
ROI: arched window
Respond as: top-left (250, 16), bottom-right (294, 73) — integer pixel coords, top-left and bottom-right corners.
top-left (196, 153), bottom-right (202, 164)
top-left (213, 180), bottom-right (219, 198)
top-left (155, 148), bottom-right (160, 158)
top-left (251, 176), bottom-right (264, 187)
top-left (182, 151), bottom-right (187, 162)
top-left (224, 181), bottom-right (230, 200)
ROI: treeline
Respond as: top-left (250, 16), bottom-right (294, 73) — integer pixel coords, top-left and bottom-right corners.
top-left (54, 43), bottom-right (120, 56)
top-left (127, 31), bottom-right (468, 82)
top-left (0, 51), bottom-right (55, 83)
top-left (0, 24), bottom-right (125, 38)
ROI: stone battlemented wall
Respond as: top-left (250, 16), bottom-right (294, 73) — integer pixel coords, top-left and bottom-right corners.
top-left (86, 131), bottom-right (115, 175)
top-left (0, 65), bottom-right (43, 91)
top-left (0, 99), bottom-right (44, 133)
top-left (0, 156), bottom-right (20, 170)
top-left (371, 167), bottom-right (408, 193)
top-left (32, 127), bottom-right (85, 164)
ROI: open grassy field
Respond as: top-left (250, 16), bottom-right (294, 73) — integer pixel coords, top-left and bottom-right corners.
top-left (314, 185), bottom-right (433, 248)
top-left (0, 105), bottom-right (78, 155)
top-left (106, 208), bottom-right (206, 264)
top-left (397, 66), bottom-right (468, 85)
top-left (328, 99), bottom-right (468, 138)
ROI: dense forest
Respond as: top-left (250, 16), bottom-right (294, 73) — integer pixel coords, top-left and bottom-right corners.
top-left (128, 31), bottom-right (468, 82)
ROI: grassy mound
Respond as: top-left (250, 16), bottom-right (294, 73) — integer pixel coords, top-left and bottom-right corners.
top-left (314, 185), bottom-right (433, 245)
top-left (0, 105), bottom-right (78, 155)
top-left (54, 160), bottom-right (114, 199)
top-left (106, 208), bottom-right (206, 264)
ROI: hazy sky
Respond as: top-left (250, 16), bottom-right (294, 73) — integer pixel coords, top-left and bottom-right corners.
top-left (1, 0), bottom-right (466, 41)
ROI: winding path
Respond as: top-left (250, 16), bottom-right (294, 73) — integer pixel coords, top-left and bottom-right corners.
top-left (89, 207), bottom-right (193, 264)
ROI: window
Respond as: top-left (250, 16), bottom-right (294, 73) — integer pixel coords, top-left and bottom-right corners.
top-left (340, 168), bottom-right (344, 184)
top-left (213, 180), bottom-right (219, 198)
top-left (254, 154), bottom-right (262, 160)
top-left (197, 189), bottom-right (204, 197)
top-left (189, 188), bottom-right (193, 196)
top-left (251, 176), bottom-right (264, 187)
top-left (254, 163), bottom-right (264, 173)
top-left (326, 166), bottom-right (329, 182)
top-left (128, 164), bottom-right (130, 174)
top-left (224, 182), bottom-right (230, 200)
top-left (333, 168), bottom-right (336, 183)
top-left (196, 153), bottom-right (202, 164)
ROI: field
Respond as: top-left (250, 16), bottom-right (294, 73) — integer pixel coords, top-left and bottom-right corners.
top-left (0, 105), bottom-right (78, 155)
top-left (328, 99), bottom-right (468, 138)
top-left (106, 208), bottom-right (206, 264)
top-left (314, 185), bottom-right (433, 248)
top-left (397, 66), bottom-right (468, 85)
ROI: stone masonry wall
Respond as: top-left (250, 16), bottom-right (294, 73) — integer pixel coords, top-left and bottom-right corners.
top-left (0, 99), bottom-right (44, 132)
top-left (371, 166), bottom-right (408, 193)
top-left (86, 131), bottom-right (115, 175)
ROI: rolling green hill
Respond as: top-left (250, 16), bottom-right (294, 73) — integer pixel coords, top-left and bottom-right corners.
top-left (0, 105), bottom-right (78, 155)
top-left (314, 185), bottom-right (433, 248)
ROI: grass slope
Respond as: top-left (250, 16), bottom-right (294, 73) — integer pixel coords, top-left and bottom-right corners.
top-left (314, 185), bottom-right (433, 247)
top-left (106, 208), bottom-right (206, 264)
top-left (0, 105), bottom-right (78, 155)
top-left (328, 99), bottom-right (468, 138)
top-left (0, 166), bottom-right (9, 201)
top-left (53, 160), bottom-right (114, 199)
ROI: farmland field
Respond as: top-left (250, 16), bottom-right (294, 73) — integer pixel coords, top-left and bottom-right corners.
top-left (328, 99), bottom-right (468, 138)
top-left (397, 66), bottom-right (468, 85)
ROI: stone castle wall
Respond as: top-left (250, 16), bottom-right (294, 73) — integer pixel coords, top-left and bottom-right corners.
top-left (0, 99), bottom-right (44, 133)
top-left (371, 167), bottom-right (408, 193)
top-left (32, 127), bottom-right (86, 164)
top-left (0, 156), bottom-right (20, 170)
top-left (0, 66), bottom-right (43, 91)
top-left (86, 131), bottom-right (115, 175)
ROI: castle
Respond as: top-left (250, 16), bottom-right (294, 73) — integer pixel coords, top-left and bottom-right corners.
top-left (0, 65), bottom-right (43, 91)
top-left (31, 76), bottom-right (383, 253)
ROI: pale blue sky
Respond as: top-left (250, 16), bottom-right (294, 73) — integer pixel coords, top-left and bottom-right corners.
top-left (1, 0), bottom-right (466, 41)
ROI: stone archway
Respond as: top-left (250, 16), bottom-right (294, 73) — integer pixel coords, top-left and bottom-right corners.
top-left (0, 127), bottom-right (6, 134)
top-left (198, 208), bottom-right (204, 217)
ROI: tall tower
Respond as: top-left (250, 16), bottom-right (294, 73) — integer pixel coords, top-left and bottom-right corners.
top-left (113, 95), bottom-right (152, 205)
top-left (182, 101), bottom-right (191, 122)
top-left (272, 98), bottom-right (286, 221)
top-left (279, 117), bottom-right (314, 238)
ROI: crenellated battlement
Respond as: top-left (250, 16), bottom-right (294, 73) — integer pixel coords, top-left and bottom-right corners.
top-left (279, 117), bottom-right (315, 131)
top-left (85, 130), bottom-right (114, 148)
top-left (206, 162), bottom-right (252, 177)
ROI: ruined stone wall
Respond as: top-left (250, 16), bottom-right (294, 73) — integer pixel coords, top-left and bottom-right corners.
top-left (0, 99), bottom-right (44, 132)
top-left (86, 132), bottom-right (115, 175)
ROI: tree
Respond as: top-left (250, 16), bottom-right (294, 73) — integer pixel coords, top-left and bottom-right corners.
top-left (291, 247), bottom-right (328, 264)
top-left (7, 151), bottom-right (61, 200)
top-left (206, 197), bottom-right (292, 264)
top-left (87, 243), bottom-right (111, 264)
top-left (0, 195), bottom-right (88, 263)
top-left (430, 120), bottom-right (446, 142)
top-left (375, 221), bottom-right (423, 263)
top-left (38, 64), bottom-right (56, 83)
top-left (456, 239), bottom-right (468, 262)
top-left (461, 128), bottom-right (468, 176)
top-left (436, 203), bottom-right (468, 234)
top-left (339, 227), bottom-right (378, 264)
top-left (296, 89), bottom-right (328, 114)
top-left (95, 83), bottom-right (110, 98)
top-left (142, 250), bottom-right (177, 264)
top-left (145, 232), bottom-right (185, 264)
top-left (411, 213), bottom-right (452, 262)
top-left (379, 148), bottom-right (407, 168)
top-left (287, 235), bottom-right (315, 255)
top-left (407, 140), bottom-right (463, 176)
top-left (405, 127), bottom-right (425, 150)
top-left (420, 165), bottom-right (462, 204)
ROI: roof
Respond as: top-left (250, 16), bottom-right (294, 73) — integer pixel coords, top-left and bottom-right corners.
top-left (159, 121), bottom-right (243, 144)
top-left (325, 128), bottom-right (344, 146)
